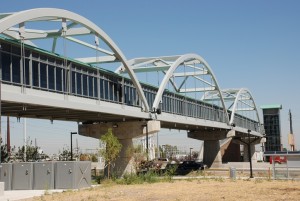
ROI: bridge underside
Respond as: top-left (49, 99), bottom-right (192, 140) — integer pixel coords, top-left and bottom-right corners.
top-left (1, 101), bottom-right (142, 122)
top-left (2, 100), bottom-right (230, 133)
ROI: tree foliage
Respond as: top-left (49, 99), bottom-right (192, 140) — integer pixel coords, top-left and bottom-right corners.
top-left (17, 139), bottom-right (39, 162)
top-left (59, 148), bottom-right (71, 161)
top-left (99, 128), bottom-right (122, 179)
top-left (1, 144), bottom-right (9, 162)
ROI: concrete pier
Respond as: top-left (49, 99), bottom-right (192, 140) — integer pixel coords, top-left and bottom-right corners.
top-left (79, 120), bottom-right (160, 176)
top-left (188, 129), bottom-right (235, 167)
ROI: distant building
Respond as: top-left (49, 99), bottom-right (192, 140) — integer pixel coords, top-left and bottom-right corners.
top-left (261, 104), bottom-right (282, 152)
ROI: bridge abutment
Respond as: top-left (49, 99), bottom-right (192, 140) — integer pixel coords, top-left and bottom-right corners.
top-left (78, 120), bottom-right (160, 176)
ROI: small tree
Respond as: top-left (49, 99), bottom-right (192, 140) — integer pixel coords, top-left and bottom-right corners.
top-left (59, 147), bottom-right (71, 161)
top-left (1, 144), bottom-right (9, 162)
top-left (17, 139), bottom-right (39, 162)
top-left (99, 128), bottom-right (122, 179)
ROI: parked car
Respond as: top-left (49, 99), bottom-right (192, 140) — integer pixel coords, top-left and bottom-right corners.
top-left (153, 158), bottom-right (169, 170)
top-left (175, 161), bottom-right (206, 175)
top-left (180, 161), bottom-right (206, 170)
top-left (269, 156), bottom-right (287, 164)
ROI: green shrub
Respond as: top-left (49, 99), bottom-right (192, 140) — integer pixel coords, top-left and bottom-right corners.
top-left (116, 171), bottom-right (159, 185)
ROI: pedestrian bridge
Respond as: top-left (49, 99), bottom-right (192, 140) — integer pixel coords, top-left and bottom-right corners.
top-left (0, 8), bottom-right (264, 169)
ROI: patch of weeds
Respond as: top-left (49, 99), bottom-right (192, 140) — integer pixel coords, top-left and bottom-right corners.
top-left (101, 179), bottom-right (116, 187)
top-left (197, 170), bottom-right (207, 177)
top-left (44, 189), bottom-right (50, 196)
top-left (161, 175), bottom-right (173, 182)
top-left (185, 178), bottom-right (194, 182)
top-left (143, 171), bottom-right (159, 183)
top-left (230, 178), bottom-right (236, 182)
top-left (254, 179), bottom-right (263, 184)
top-left (198, 177), bottom-right (210, 182)
top-left (116, 171), bottom-right (159, 185)
top-left (162, 165), bottom-right (177, 182)
top-left (116, 173), bottom-right (143, 185)
top-left (43, 183), bottom-right (50, 195)
top-left (214, 177), bottom-right (225, 182)
top-left (202, 171), bottom-right (214, 177)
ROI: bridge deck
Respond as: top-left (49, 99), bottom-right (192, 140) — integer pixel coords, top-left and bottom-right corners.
top-left (0, 37), bottom-right (260, 135)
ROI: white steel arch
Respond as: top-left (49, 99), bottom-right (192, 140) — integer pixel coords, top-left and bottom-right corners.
top-left (0, 8), bottom-right (150, 112)
top-left (202, 88), bottom-right (262, 132)
top-left (228, 88), bottom-right (261, 126)
top-left (151, 53), bottom-right (230, 124)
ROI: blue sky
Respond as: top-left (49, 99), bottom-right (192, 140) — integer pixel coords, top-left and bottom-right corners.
top-left (1, 0), bottom-right (300, 154)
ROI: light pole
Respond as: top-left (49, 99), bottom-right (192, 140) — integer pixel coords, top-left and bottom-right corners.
top-left (190, 148), bottom-right (193, 160)
top-left (248, 129), bottom-right (253, 178)
top-left (70, 132), bottom-right (77, 161)
top-left (0, 44), bottom-right (2, 165)
top-left (156, 132), bottom-right (159, 159)
top-left (142, 122), bottom-right (149, 161)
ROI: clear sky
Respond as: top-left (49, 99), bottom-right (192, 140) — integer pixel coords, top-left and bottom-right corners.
top-left (0, 0), bottom-right (300, 155)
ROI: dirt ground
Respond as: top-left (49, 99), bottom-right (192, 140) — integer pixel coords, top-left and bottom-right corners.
top-left (22, 178), bottom-right (300, 201)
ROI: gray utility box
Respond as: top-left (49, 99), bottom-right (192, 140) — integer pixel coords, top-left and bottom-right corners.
top-left (0, 163), bottom-right (13, 190)
top-left (55, 161), bottom-right (91, 189)
top-left (229, 167), bottom-right (236, 180)
top-left (12, 163), bottom-right (33, 190)
top-left (33, 162), bottom-right (54, 190)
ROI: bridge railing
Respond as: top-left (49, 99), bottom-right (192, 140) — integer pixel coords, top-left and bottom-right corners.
top-left (0, 38), bottom-right (261, 131)
top-left (0, 38), bottom-right (143, 108)
top-left (234, 115), bottom-right (260, 132)
top-left (157, 91), bottom-right (227, 123)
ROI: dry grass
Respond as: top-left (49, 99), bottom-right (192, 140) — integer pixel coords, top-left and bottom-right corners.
top-left (22, 179), bottom-right (300, 201)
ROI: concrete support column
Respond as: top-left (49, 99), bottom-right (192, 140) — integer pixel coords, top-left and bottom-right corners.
top-left (79, 120), bottom-right (160, 177)
top-left (110, 138), bottom-right (135, 176)
top-left (243, 144), bottom-right (256, 162)
top-left (188, 129), bottom-right (235, 167)
top-left (203, 140), bottom-right (222, 168)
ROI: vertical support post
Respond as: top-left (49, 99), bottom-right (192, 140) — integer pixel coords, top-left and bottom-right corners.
top-left (71, 133), bottom-right (72, 161)
top-left (286, 158), bottom-right (289, 179)
top-left (272, 155), bottom-right (275, 179)
top-left (7, 117), bottom-right (10, 157)
top-left (24, 118), bottom-right (27, 162)
top-left (156, 132), bottom-right (159, 158)
top-left (248, 129), bottom-right (253, 178)
top-left (70, 132), bottom-right (77, 161)
top-left (0, 44), bottom-right (2, 164)
top-left (146, 123), bottom-right (149, 161)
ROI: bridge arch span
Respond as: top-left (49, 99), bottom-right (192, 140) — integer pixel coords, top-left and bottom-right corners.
top-left (0, 8), bottom-right (149, 112)
top-left (229, 88), bottom-right (262, 131)
top-left (152, 53), bottom-right (230, 124)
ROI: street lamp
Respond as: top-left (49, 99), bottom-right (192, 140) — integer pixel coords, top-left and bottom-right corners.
top-left (248, 129), bottom-right (253, 178)
top-left (142, 122), bottom-right (149, 161)
top-left (190, 148), bottom-right (193, 160)
top-left (0, 44), bottom-right (2, 164)
top-left (70, 132), bottom-right (77, 161)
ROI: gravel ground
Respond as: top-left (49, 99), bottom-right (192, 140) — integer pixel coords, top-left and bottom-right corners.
top-left (22, 178), bottom-right (300, 201)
